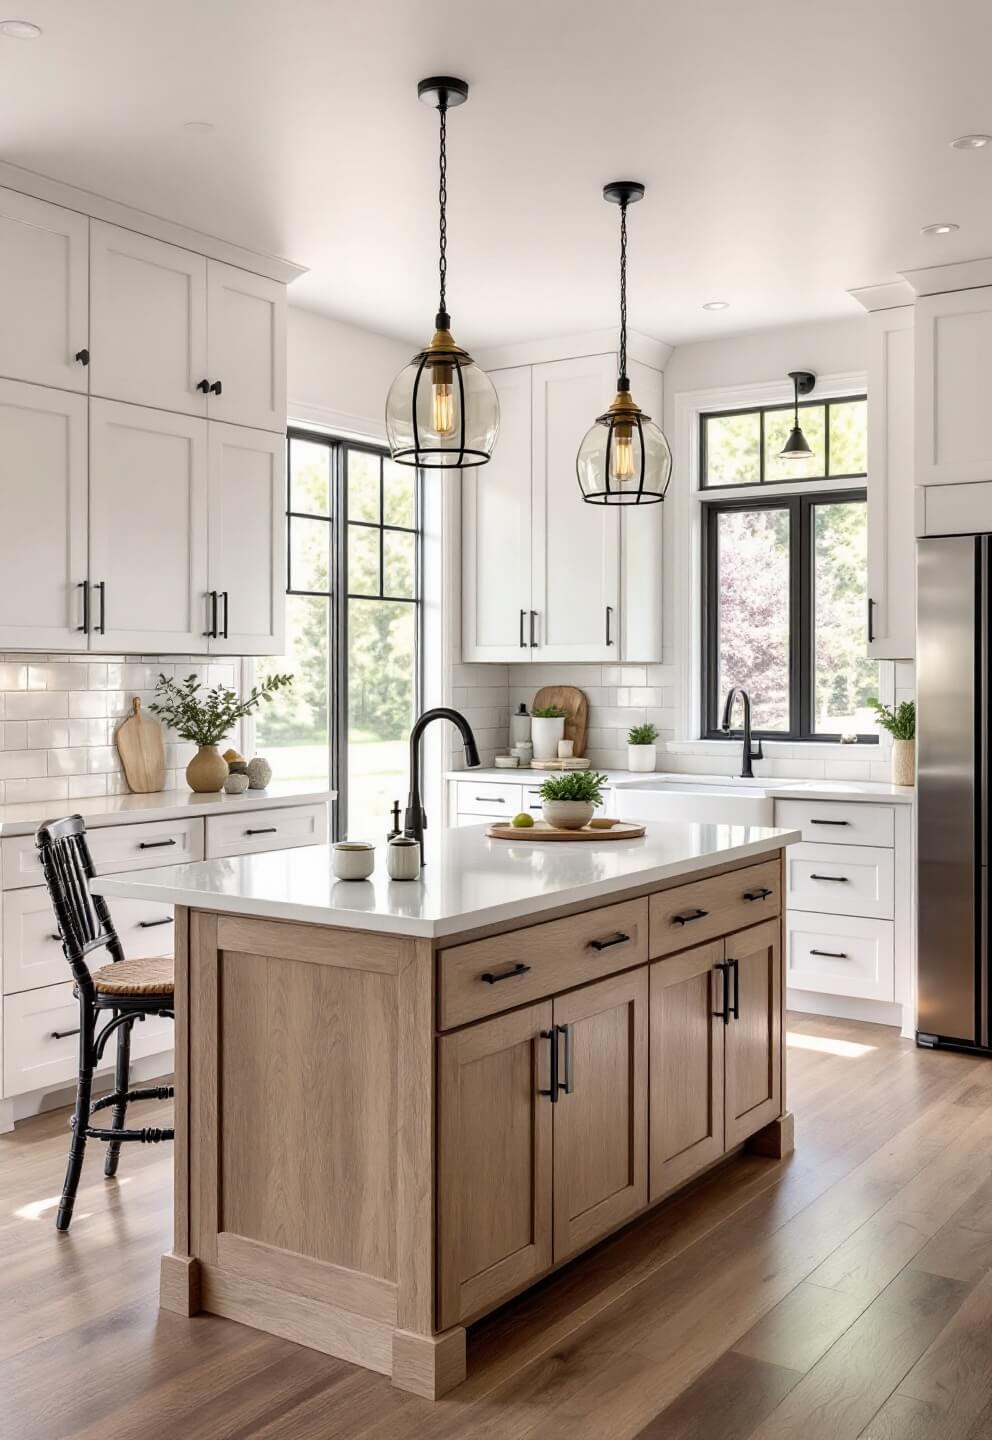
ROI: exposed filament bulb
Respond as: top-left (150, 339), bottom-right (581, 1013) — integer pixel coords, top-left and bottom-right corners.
top-left (432, 379), bottom-right (455, 437)
top-left (612, 423), bottom-right (636, 483)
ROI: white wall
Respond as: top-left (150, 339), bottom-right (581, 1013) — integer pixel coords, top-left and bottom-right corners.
top-left (288, 306), bottom-right (411, 442)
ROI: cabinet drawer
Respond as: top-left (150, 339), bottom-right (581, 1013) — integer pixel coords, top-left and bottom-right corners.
top-left (455, 782), bottom-right (522, 817)
top-left (773, 799), bottom-right (894, 848)
top-left (786, 843), bottom-right (894, 920)
top-left (786, 910), bottom-right (894, 1002)
top-left (3, 888), bottom-right (177, 996)
top-left (2, 817), bottom-right (203, 891)
top-left (649, 860), bottom-right (781, 959)
top-left (438, 897), bottom-right (649, 1030)
top-left (3, 981), bottom-right (114, 1097)
top-left (204, 802), bottom-right (327, 859)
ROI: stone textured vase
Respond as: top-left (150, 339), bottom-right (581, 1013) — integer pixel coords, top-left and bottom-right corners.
top-left (186, 745), bottom-right (229, 794)
top-left (891, 738), bottom-right (915, 787)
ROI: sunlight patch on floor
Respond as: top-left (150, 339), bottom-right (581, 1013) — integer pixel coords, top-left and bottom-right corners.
top-left (786, 1030), bottom-right (876, 1058)
top-left (13, 1175), bottom-right (130, 1221)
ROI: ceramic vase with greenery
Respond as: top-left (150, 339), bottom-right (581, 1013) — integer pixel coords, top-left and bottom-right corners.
top-left (150, 672), bottom-right (293, 794)
top-left (627, 721), bottom-right (659, 773)
top-left (531, 705), bottom-right (566, 761)
top-left (868, 698), bottom-right (916, 787)
top-left (539, 770), bottom-right (608, 830)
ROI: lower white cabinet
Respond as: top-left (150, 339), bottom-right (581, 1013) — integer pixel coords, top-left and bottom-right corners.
top-left (786, 911), bottom-right (895, 1003)
top-left (2, 815), bottom-right (203, 890)
top-left (204, 802), bottom-right (327, 858)
top-left (4, 982), bottom-right (91, 1099)
top-left (785, 842), bottom-right (894, 920)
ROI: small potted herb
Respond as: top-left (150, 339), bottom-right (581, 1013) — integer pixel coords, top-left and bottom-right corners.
top-left (531, 704), bottom-right (566, 761)
top-left (867, 698), bottom-right (916, 787)
top-left (150, 672), bottom-right (293, 793)
top-left (539, 771), bottom-right (608, 830)
top-left (627, 721), bottom-right (659, 773)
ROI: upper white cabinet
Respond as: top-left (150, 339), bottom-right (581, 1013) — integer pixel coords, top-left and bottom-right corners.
top-left (207, 423), bottom-right (286, 655)
top-left (0, 380), bottom-right (88, 650)
top-left (866, 307), bottom-right (915, 660)
top-left (916, 286), bottom-right (992, 486)
top-left (89, 400), bottom-right (209, 653)
top-left (206, 262), bottom-right (287, 432)
top-left (462, 349), bottom-right (664, 664)
top-left (0, 190), bottom-right (89, 393)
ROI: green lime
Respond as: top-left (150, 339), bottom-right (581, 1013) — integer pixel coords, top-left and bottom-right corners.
top-left (511, 812), bottom-right (535, 828)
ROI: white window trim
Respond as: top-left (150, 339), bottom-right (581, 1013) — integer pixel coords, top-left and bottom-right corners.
top-left (669, 369), bottom-right (891, 748)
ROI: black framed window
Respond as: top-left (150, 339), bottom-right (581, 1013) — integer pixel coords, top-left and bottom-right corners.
top-left (256, 430), bottom-right (422, 838)
top-left (701, 490), bottom-right (879, 741)
top-left (701, 395), bottom-right (867, 489)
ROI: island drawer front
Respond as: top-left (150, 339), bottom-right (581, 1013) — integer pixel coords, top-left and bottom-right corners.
top-left (2, 816), bottom-right (204, 891)
top-left (2, 887), bottom-right (175, 995)
top-left (3, 980), bottom-right (114, 1097)
top-left (204, 802), bottom-right (328, 859)
top-left (649, 860), bottom-right (781, 959)
top-left (786, 842), bottom-right (894, 920)
top-left (773, 799), bottom-right (895, 848)
top-left (438, 897), bottom-right (649, 1030)
top-left (456, 782), bottom-right (522, 816)
top-left (786, 910), bottom-right (895, 1002)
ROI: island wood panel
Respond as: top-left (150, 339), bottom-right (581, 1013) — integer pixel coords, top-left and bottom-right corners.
top-left (649, 940), bottom-right (726, 1202)
top-left (437, 1000), bottom-right (553, 1330)
top-left (649, 859), bottom-right (781, 959)
top-left (552, 966), bottom-right (648, 1262)
top-left (725, 918), bottom-right (783, 1148)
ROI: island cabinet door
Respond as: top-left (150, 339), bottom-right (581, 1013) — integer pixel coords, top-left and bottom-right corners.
top-left (724, 919), bottom-right (782, 1149)
top-left (551, 967), bottom-right (648, 1263)
top-left (437, 1001), bottom-right (554, 1331)
top-left (649, 942), bottom-right (726, 1203)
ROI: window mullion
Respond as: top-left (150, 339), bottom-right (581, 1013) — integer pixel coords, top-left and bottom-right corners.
top-left (796, 495), bottom-right (813, 739)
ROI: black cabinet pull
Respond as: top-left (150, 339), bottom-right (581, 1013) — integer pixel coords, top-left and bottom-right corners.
top-left (810, 819), bottom-right (849, 827)
top-left (539, 1028), bottom-right (559, 1103)
top-left (589, 931), bottom-right (630, 952)
top-left (209, 380), bottom-right (223, 396)
top-left (476, 796), bottom-right (505, 804)
top-left (867, 596), bottom-right (876, 645)
top-left (557, 1023), bottom-right (574, 1094)
top-left (673, 908), bottom-right (709, 927)
top-left (730, 957), bottom-right (740, 1020)
top-left (480, 962), bottom-right (531, 985)
top-left (714, 960), bottom-right (731, 1024)
top-left (77, 580), bottom-right (89, 634)
top-left (95, 580), bottom-right (106, 635)
top-left (810, 874), bottom-right (849, 883)
top-left (196, 379), bottom-right (211, 393)
top-left (139, 916), bottom-right (174, 929)
top-left (50, 1028), bottom-right (80, 1040)
top-left (221, 590), bottom-right (229, 639)
top-left (138, 838), bottom-right (177, 850)
top-left (48, 932), bottom-right (62, 943)
top-left (519, 609), bottom-right (527, 648)
top-left (743, 887), bottom-right (773, 902)
top-left (605, 605), bottom-right (614, 647)
top-left (205, 590), bottom-right (218, 638)
top-left (245, 826), bottom-right (278, 836)
top-left (529, 610), bottom-right (538, 648)
top-left (74, 348), bottom-right (89, 366)
top-left (810, 948), bottom-right (848, 959)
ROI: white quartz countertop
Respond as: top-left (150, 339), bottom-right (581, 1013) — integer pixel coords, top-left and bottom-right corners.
top-left (90, 820), bottom-right (801, 940)
top-left (0, 783), bottom-right (334, 837)
top-left (447, 769), bottom-right (915, 804)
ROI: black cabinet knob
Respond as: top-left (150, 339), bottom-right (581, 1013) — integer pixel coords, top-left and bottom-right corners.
top-left (74, 348), bottom-right (89, 366)
top-left (209, 380), bottom-right (223, 396)
top-left (196, 379), bottom-right (211, 393)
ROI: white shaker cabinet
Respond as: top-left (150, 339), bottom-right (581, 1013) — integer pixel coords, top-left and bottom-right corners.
top-left (206, 262), bottom-right (287, 433)
top-left (866, 307), bottom-right (915, 659)
top-left (0, 380), bottom-right (89, 650)
top-left (461, 366), bottom-right (533, 661)
top-left (88, 400), bottom-right (209, 652)
top-left (207, 423), bottom-right (286, 655)
top-left (915, 286), bottom-right (992, 487)
top-left (0, 190), bottom-right (89, 392)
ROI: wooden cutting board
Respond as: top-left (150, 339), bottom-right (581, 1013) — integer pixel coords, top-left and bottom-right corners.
top-left (486, 821), bottom-right (645, 842)
top-left (532, 685), bottom-right (588, 757)
top-left (115, 697), bottom-right (166, 794)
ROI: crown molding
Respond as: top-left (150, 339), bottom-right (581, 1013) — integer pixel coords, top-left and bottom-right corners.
top-left (475, 327), bottom-right (673, 374)
top-left (899, 256), bottom-right (992, 297)
top-left (847, 280), bottom-right (916, 313)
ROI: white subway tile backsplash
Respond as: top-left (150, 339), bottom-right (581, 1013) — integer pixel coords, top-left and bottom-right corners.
top-left (69, 691), bottom-right (110, 719)
top-left (0, 663), bottom-right (26, 689)
top-left (4, 776), bottom-right (69, 804)
top-left (0, 750), bottom-right (47, 780)
top-left (2, 721), bottom-right (26, 750)
top-left (5, 691), bottom-right (70, 721)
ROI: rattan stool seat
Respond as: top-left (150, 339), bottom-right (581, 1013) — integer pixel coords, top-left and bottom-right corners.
top-left (91, 955), bottom-right (174, 996)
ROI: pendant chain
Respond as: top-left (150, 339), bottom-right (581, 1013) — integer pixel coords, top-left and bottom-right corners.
top-left (438, 99), bottom-right (448, 317)
top-left (618, 200), bottom-right (628, 381)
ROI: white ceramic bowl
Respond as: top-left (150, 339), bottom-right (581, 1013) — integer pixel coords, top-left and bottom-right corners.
top-left (542, 800), bottom-right (594, 831)
top-left (332, 841), bottom-right (375, 880)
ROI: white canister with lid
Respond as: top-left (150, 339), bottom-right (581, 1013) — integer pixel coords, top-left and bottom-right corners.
top-left (332, 841), bottom-right (375, 880)
top-left (510, 703), bottom-right (532, 747)
top-left (387, 836), bottom-right (421, 881)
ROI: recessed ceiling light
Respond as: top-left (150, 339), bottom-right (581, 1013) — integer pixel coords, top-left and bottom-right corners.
top-left (702, 300), bottom-right (730, 311)
top-left (921, 222), bottom-right (959, 236)
top-left (951, 134), bottom-right (991, 150)
top-left (183, 120), bottom-right (215, 135)
top-left (0, 19), bottom-right (42, 38)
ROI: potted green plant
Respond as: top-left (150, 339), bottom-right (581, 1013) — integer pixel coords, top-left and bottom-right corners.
top-left (150, 672), bottom-right (293, 794)
top-left (627, 721), bottom-right (659, 773)
top-left (539, 770), bottom-right (608, 830)
top-left (531, 704), bottom-right (566, 761)
top-left (867, 698), bottom-right (916, 786)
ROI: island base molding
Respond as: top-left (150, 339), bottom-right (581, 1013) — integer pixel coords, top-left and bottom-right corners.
top-left (167, 848), bottom-right (791, 1399)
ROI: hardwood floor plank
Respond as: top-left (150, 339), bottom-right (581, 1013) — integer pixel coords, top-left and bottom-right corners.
top-left (856, 1393), bottom-right (948, 1439)
top-left (633, 1351), bottom-right (801, 1439)
top-left (732, 1281), bottom-right (867, 1374)
top-left (894, 1268), bottom-right (992, 1430)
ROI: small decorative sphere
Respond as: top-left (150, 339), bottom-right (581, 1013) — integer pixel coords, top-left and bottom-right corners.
top-left (224, 773), bottom-right (250, 795)
top-left (247, 756), bottom-right (272, 790)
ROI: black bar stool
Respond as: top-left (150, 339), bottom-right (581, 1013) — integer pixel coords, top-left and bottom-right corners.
top-left (35, 815), bottom-right (175, 1232)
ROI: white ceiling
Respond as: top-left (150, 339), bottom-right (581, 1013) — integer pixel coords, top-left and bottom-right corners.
top-left (4, 0), bottom-right (992, 348)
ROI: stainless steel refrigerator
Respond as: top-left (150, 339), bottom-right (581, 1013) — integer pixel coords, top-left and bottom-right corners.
top-left (918, 534), bottom-right (992, 1052)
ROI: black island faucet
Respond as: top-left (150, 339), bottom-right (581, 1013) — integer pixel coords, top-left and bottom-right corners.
top-left (405, 707), bottom-right (481, 863)
top-left (720, 687), bottom-right (764, 779)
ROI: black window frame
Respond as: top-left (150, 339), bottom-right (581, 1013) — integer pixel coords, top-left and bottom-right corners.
top-left (285, 428), bottom-right (423, 838)
top-left (701, 488), bottom-right (877, 744)
top-left (699, 393), bottom-right (868, 491)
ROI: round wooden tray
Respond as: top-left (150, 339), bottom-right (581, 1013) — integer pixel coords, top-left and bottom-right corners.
top-left (485, 820), bottom-right (646, 842)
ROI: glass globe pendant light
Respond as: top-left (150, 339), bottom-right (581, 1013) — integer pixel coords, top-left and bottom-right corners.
top-left (577, 181), bottom-right (672, 505)
top-left (779, 370), bottom-right (816, 458)
top-left (385, 77), bottom-right (499, 469)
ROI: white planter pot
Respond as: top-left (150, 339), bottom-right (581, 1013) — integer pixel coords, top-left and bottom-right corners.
top-left (627, 744), bottom-right (657, 773)
top-left (542, 799), bottom-right (593, 830)
top-left (531, 716), bottom-right (565, 761)
top-left (891, 738), bottom-right (915, 787)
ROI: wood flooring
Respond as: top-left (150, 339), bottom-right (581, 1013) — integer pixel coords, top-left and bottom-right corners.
top-left (4, 1014), bottom-right (992, 1439)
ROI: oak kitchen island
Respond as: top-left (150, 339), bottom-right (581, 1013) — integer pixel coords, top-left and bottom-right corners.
top-left (90, 819), bottom-right (799, 1399)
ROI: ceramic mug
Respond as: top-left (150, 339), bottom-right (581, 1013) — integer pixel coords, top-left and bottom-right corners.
top-left (557, 739), bottom-right (575, 759)
top-left (332, 841), bottom-right (375, 880)
top-left (387, 836), bottom-right (421, 881)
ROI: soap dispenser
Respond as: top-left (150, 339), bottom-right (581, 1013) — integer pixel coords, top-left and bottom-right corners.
top-left (510, 703), bottom-right (531, 747)
top-left (387, 800), bottom-right (402, 841)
